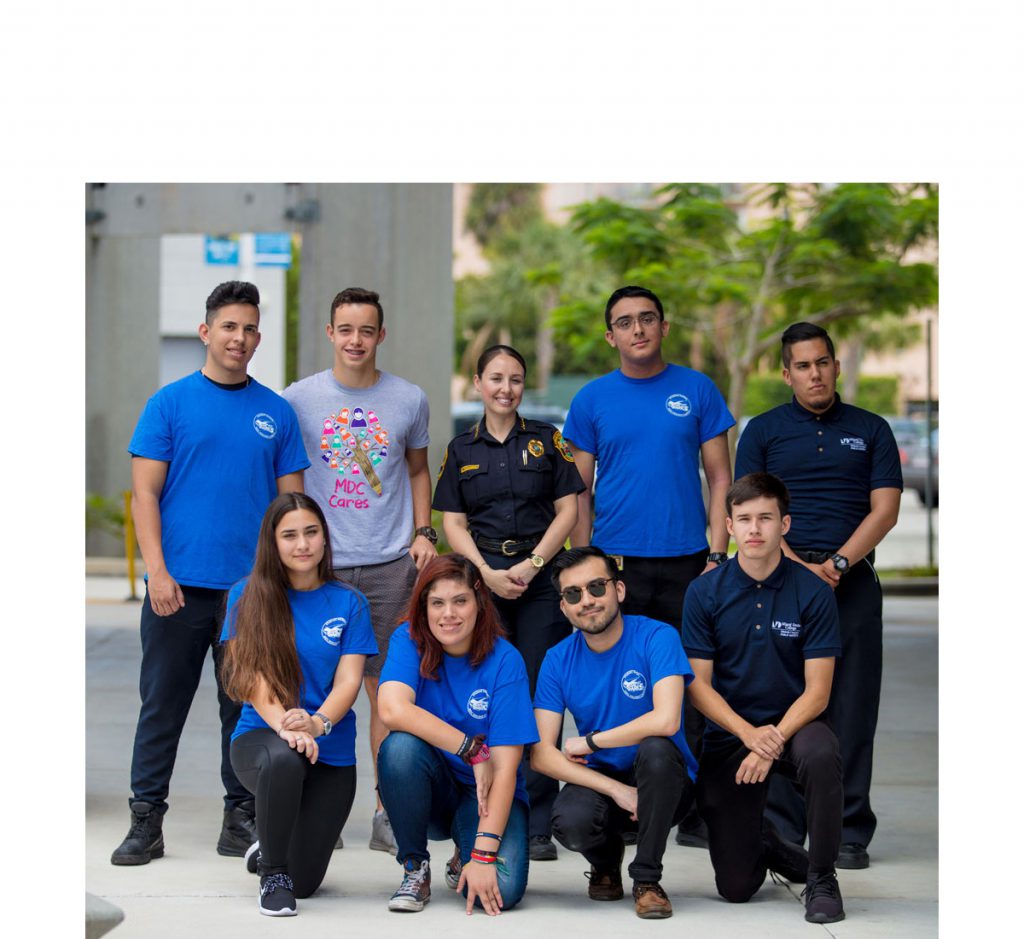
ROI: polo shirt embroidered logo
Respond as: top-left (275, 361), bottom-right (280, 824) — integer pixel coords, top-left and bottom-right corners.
top-left (467, 688), bottom-right (490, 719)
top-left (665, 393), bottom-right (692, 417)
top-left (620, 669), bottom-right (647, 699)
top-left (771, 620), bottom-right (802, 639)
top-left (321, 617), bottom-right (347, 646)
top-left (840, 436), bottom-right (867, 451)
top-left (253, 413), bottom-right (278, 438)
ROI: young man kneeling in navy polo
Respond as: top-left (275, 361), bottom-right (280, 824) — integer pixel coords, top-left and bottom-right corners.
top-left (530, 546), bottom-right (698, 920)
top-left (682, 472), bottom-right (845, 925)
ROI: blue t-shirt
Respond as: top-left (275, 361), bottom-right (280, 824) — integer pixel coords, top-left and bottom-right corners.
top-left (534, 615), bottom-right (699, 781)
top-left (223, 579), bottom-right (378, 767)
top-left (128, 372), bottom-right (310, 589)
top-left (379, 624), bottom-right (539, 804)
top-left (735, 395), bottom-right (903, 551)
top-left (682, 557), bottom-right (841, 752)
top-left (563, 364), bottom-right (735, 556)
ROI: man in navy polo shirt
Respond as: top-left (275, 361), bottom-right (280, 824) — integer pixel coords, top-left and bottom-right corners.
top-left (735, 322), bottom-right (902, 870)
top-left (112, 281), bottom-right (310, 867)
top-left (683, 472), bottom-right (845, 925)
top-left (562, 284), bottom-right (734, 848)
top-left (531, 546), bottom-right (698, 920)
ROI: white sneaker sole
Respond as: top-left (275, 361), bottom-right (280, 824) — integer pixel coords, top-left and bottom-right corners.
top-left (388, 895), bottom-right (429, 913)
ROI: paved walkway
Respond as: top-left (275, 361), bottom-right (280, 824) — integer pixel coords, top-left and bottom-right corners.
top-left (85, 581), bottom-right (937, 936)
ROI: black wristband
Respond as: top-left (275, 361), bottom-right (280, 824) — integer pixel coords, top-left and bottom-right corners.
top-left (585, 730), bottom-right (602, 752)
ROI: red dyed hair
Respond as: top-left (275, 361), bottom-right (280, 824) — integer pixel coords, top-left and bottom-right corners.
top-left (405, 554), bottom-right (506, 680)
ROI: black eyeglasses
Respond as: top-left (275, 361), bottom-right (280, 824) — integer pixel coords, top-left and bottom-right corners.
top-left (558, 577), bottom-right (615, 604)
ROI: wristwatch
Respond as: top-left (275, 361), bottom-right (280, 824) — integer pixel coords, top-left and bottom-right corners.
top-left (529, 553), bottom-right (546, 569)
top-left (313, 711), bottom-right (332, 736)
top-left (415, 526), bottom-right (439, 545)
top-left (829, 553), bottom-right (850, 574)
top-left (707, 552), bottom-right (728, 565)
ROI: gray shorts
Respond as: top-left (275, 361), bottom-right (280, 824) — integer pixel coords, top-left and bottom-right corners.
top-left (334, 553), bottom-right (418, 678)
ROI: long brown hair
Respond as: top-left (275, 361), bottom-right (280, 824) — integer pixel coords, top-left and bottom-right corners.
top-left (222, 493), bottom-right (335, 707)
top-left (406, 554), bottom-right (505, 681)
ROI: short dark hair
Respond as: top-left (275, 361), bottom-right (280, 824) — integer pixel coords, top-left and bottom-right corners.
top-left (604, 285), bottom-right (665, 330)
top-left (476, 344), bottom-right (527, 378)
top-left (781, 322), bottom-right (836, 368)
top-left (330, 287), bottom-right (384, 329)
top-left (549, 545), bottom-right (620, 589)
top-left (205, 281), bottom-right (260, 325)
top-left (726, 472), bottom-right (790, 517)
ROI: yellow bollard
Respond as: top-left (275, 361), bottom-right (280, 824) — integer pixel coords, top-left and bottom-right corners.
top-left (123, 491), bottom-right (139, 601)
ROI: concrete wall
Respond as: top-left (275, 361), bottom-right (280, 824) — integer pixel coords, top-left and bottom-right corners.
top-left (86, 183), bottom-right (453, 555)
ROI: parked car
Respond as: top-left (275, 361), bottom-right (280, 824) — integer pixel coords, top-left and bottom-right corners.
top-left (901, 426), bottom-right (938, 507)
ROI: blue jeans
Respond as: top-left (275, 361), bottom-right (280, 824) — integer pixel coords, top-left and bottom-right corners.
top-left (378, 731), bottom-right (529, 909)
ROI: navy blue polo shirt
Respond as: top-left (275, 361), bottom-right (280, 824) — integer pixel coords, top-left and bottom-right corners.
top-left (735, 394), bottom-right (903, 551)
top-left (433, 415), bottom-right (585, 540)
top-left (682, 556), bottom-right (840, 752)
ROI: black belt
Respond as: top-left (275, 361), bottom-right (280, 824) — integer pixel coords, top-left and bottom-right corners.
top-left (474, 535), bottom-right (542, 557)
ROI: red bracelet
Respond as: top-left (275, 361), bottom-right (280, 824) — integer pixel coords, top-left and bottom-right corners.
top-left (470, 851), bottom-right (497, 864)
top-left (468, 743), bottom-right (491, 765)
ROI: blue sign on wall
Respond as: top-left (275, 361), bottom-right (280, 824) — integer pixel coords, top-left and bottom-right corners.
top-left (205, 235), bottom-right (239, 266)
top-left (254, 232), bottom-right (293, 268)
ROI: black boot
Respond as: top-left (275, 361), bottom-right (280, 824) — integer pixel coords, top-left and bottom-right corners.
top-left (111, 800), bottom-right (164, 866)
top-left (217, 799), bottom-right (257, 857)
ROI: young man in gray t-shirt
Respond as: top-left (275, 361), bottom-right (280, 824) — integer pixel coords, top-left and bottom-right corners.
top-left (283, 287), bottom-right (437, 853)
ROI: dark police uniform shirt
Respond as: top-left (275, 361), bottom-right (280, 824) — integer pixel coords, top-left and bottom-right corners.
top-left (682, 556), bottom-right (841, 752)
top-left (735, 394), bottom-right (903, 552)
top-left (433, 415), bottom-right (585, 541)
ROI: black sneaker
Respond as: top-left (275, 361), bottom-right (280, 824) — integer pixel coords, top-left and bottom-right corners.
top-left (802, 871), bottom-right (845, 924)
top-left (111, 801), bottom-right (164, 866)
top-left (245, 841), bottom-right (260, 875)
top-left (217, 800), bottom-right (257, 857)
top-left (762, 819), bottom-right (809, 883)
top-left (674, 818), bottom-right (709, 849)
top-left (836, 841), bottom-right (870, 869)
top-left (259, 872), bottom-right (297, 917)
top-left (529, 834), bottom-right (558, 861)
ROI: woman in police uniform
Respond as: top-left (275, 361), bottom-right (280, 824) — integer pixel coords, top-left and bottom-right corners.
top-left (433, 345), bottom-right (584, 860)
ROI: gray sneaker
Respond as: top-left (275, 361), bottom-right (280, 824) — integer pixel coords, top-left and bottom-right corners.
top-left (369, 809), bottom-right (397, 855)
top-left (389, 859), bottom-right (431, 912)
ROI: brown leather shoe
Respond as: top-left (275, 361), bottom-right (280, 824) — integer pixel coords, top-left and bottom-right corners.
top-left (633, 881), bottom-right (673, 919)
top-left (585, 865), bottom-right (624, 901)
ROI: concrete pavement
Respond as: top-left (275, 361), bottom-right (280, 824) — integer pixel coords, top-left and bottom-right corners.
top-left (85, 580), bottom-right (937, 937)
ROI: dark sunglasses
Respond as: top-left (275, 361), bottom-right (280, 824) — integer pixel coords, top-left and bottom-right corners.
top-left (558, 577), bottom-right (615, 605)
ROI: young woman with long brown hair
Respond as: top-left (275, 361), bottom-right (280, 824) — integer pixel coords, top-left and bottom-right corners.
top-left (376, 554), bottom-right (538, 916)
top-left (221, 492), bottom-right (377, 916)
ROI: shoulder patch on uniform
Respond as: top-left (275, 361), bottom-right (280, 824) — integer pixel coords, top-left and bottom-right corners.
top-left (435, 446), bottom-right (448, 482)
top-left (460, 463), bottom-right (480, 473)
top-left (553, 430), bottom-right (575, 463)
top-left (527, 439), bottom-right (545, 458)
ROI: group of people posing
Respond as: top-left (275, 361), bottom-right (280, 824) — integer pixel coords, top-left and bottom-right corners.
top-left (111, 280), bottom-right (903, 927)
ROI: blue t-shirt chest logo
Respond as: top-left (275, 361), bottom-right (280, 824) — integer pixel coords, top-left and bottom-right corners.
top-left (665, 393), bottom-right (692, 417)
top-left (620, 669), bottom-right (647, 699)
top-left (321, 617), bottom-right (347, 646)
top-left (253, 413), bottom-right (278, 439)
top-left (467, 688), bottom-right (491, 719)
top-left (771, 619), bottom-right (802, 639)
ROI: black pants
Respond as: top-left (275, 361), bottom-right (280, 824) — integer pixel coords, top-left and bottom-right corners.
top-left (765, 558), bottom-right (882, 846)
top-left (551, 737), bottom-right (694, 883)
top-left (230, 729), bottom-right (356, 898)
top-left (698, 720), bottom-right (842, 902)
top-left (618, 550), bottom-right (708, 829)
top-left (129, 585), bottom-right (248, 813)
top-left (483, 547), bottom-right (572, 839)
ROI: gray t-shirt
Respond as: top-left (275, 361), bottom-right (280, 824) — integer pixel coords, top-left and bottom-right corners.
top-left (283, 369), bottom-right (430, 567)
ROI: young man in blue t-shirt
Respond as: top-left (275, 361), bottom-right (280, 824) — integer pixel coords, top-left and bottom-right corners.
top-left (682, 473), bottom-right (845, 925)
top-left (112, 281), bottom-right (310, 867)
top-left (562, 284), bottom-right (735, 849)
top-left (531, 546), bottom-right (698, 920)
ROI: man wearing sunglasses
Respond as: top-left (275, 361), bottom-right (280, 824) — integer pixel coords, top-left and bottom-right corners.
top-left (682, 472), bottom-right (845, 924)
top-left (530, 546), bottom-right (698, 919)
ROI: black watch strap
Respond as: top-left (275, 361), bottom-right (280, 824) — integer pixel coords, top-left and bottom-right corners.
top-left (585, 730), bottom-right (602, 752)
top-left (707, 552), bottom-right (728, 565)
top-left (415, 526), bottom-right (438, 545)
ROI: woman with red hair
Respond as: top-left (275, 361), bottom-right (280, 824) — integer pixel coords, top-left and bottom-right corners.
top-left (377, 554), bottom-right (538, 916)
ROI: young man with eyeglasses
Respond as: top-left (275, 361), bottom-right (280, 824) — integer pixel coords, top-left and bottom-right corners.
top-left (530, 546), bottom-right (698, 919)
top-left (562, 284), bottom-right (734, 849)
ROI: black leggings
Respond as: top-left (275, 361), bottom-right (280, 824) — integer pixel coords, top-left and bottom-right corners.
top-left (230, 728), bottom-right (356, 898)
